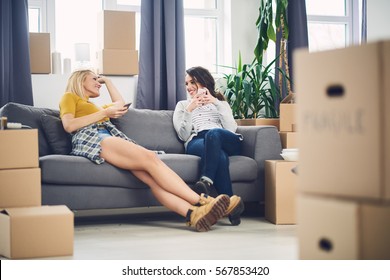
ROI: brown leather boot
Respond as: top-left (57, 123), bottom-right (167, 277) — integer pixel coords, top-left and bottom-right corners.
top-left (225, 195), bottom-right (245, 226)
top-left (186, 194), bottom-right (229, 232)
top-left (198, 193), bottom-right (244, 226)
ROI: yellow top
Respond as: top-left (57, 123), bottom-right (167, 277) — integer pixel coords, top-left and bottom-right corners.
top-left (59, 92), bottom-right (110, 122)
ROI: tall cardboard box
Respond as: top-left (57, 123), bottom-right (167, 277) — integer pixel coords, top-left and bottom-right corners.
top-left (294, 41), bottom-right (390, 201)
top-left (98, 10), bottom-right (136, 50)
top-left (0, 129), bottom-right (39, 169)
top-left (265, 160), bottom-right (298, 224)
top-left (0, 205), bottom-right (74, 259)
top-left (297, 194), bottom-right (390, 259)
top-left (0, 168), bottom-right (41, 208)
top-left (29, 33), bottom-right (51, 74)
top-left (97, 49), bottom-right (139, 75)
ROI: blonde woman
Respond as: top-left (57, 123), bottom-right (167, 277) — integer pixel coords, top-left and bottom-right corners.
top-left (59, 69), bottom-right (230, 232)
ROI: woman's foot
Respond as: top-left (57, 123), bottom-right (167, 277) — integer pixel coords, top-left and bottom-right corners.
top-left (225, 195), bottom-right (245, 226)
top-left (198, 193), bottom-right (245, 226)
top-left (192, 178), bottom-right (213, 195)
top-left (186, 194), bottom-right (230, 232)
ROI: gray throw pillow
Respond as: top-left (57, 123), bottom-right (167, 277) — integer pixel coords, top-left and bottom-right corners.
top-left (40, 114), bottom-right (72, 154)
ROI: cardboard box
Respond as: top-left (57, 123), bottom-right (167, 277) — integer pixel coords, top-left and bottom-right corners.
top-left (279, 93), bottom-right (297, 132)
top-left (0, 129), bottom-right (39, 169)
top-left (0, 168), bottom-right (41, 208)
top-left (297, 194), bottom-right (390, 259)
top-left (97, 49), bottom-right (139, 75)
top-left (294, 41), bottom-right (390, 201)
top-left (279, 132), bottom-right (298, 148)
top-left (98, 10), bottom-right (136, 50)
top-left (29, 33), bottom-right (51, 74)
top-left (0, 205), bottom-right (74, 259)
top-left (236, 118), bottom-right (280, 129)
top-left (265, 160), bottom-right (298, 224)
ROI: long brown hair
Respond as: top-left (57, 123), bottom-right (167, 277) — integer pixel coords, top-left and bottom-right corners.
top-left (186, 66), bottom-right (225, 101)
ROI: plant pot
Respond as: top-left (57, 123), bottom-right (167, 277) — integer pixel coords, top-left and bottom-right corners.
top-left (236, 118), bottom-right (280, 130)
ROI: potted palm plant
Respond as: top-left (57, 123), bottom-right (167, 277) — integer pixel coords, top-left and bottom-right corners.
top-left (220, 0), bottom-right (291, 126)
top-left (221, 52), bottom-right (289, 127)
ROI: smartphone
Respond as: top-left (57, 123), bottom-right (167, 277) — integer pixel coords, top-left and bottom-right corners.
top-left (123, 102), bottom-right (132, 109)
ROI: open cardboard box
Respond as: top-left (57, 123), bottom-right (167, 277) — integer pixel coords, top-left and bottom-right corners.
top-left (279, 93), bottom-right (297, 132)
top-left (0, 205), bottom-right (74, 259)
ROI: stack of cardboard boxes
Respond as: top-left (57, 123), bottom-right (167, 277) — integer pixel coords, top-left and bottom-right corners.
top-left (97, 10), bottom-right (138, 76)
top-left (0, 129), bottom-right (73, 259)
top-left (294, 41), bottom-right (390, 259)
top-left (279, 93), bottom-right (298, 149)
top-left (264, 94), bottom-right (298, 225)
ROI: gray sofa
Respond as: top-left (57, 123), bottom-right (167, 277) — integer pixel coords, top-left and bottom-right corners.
top-left (0, 102), bottom-right (282, 213)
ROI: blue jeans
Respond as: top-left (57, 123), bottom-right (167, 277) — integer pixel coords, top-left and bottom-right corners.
top-left (186, 128), bottom-right (242, 196)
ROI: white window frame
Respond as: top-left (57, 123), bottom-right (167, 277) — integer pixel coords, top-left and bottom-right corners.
top-left (307, 0), bottom-right (361, 49)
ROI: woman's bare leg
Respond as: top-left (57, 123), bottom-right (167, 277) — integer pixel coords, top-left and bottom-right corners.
top-left (131, 170), bottom-right (192, 216)
top-left (100, 137), bottom-right (200, 208)
top-left (100, 137), bottom-right (231, 231)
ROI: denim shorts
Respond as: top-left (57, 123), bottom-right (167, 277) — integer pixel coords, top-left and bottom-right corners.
top-left (97, 128), bottom-right (112, 141)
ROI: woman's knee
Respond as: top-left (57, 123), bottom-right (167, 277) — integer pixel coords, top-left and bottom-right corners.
top-left (205, 128), bottom-right (224, 143)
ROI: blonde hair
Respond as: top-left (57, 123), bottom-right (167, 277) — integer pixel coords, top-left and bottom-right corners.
top-left (65, 69), bottom-right (95, 99)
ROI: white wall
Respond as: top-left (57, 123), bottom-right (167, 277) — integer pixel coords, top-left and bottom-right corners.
top-left (230, 0), bottom-right (259, 65)
top-left (32, 74), bottom-right (137, 109)
top-left (367, 0), bottom-right (390, 42)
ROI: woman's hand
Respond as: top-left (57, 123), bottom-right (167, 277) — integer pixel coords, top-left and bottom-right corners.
top-left (97, 75), bottom-right (109, 84)
top-left (186, 90), bottom-right (205, 112)
top-left (104, 102), bottom-right (128, 119)
top-left (200, 88), bottom-right (216, 105)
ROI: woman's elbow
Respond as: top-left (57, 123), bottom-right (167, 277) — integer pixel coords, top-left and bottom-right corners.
top-left (62, 122), bottom-right (76, 134)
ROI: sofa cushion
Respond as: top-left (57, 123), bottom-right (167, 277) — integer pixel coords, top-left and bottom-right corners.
top-left (40, 154), bottom-right (201, 188)
top-left (111, 108), bottom-right (185, 154)
top-left (40, 114), bottom-right (72, 155)
top-left (0, 102), bottom-right (59, 156)
top-left (229, 156), bottom-right (258, 182)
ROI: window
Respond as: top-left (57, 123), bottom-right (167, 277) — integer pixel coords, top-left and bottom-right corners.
top-left (27, 1), bottom-right (363, 74)
top-left (109, 0), bottom-right (224, 73)
top-left (28, 0), bottom-right (47, 32)
top-left (306, 0), bottom-right (362, 52)
top-left (183, 0), bottom-right (221, 73)
top-left (55, 0), bottom-right (102, 67)
top-left (28, 0), bottom-right (224, 74)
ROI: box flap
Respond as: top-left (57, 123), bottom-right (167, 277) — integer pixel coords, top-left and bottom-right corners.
top-left (281, 93), bottom-right (296, 104)
top-left (2, 205), bottom-right (72, 218)
top-left (3, 205), bottom-right (74, 259)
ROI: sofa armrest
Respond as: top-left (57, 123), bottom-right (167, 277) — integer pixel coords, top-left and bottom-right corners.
top-left (237, 125), bottom-right (283, 170)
